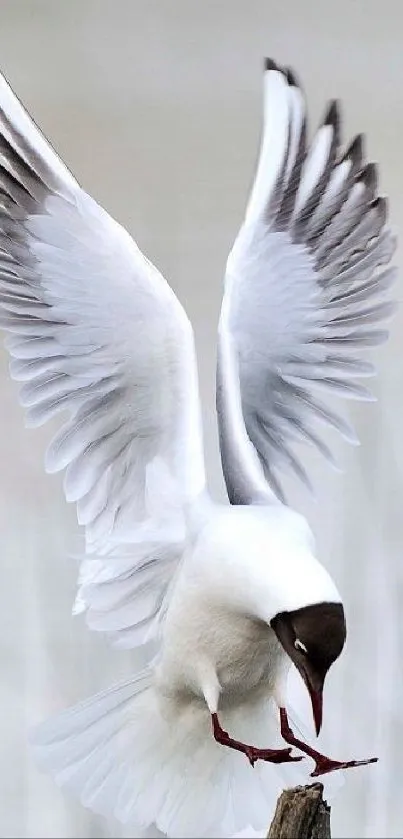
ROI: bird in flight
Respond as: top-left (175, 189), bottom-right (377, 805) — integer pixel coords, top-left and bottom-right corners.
top-left (0, 58), bottom-right (394, 837)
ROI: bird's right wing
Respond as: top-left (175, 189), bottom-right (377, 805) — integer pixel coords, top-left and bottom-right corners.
top-left (217, 59), bottom-right (397, 506)
top-left (0, 71), bottom-right (206, 647)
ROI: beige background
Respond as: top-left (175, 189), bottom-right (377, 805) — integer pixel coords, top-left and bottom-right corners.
top-left (0, 1), bottom-right (401, 837)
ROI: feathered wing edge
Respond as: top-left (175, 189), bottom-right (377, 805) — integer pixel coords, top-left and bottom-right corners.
top-left (0, 70), bottom-right (206, 647)
top-left (217, 57), bottom-right (397, 505)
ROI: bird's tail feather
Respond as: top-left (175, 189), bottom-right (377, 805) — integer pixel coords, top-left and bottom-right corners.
top-left (30, 671), bottom-right (315, 838)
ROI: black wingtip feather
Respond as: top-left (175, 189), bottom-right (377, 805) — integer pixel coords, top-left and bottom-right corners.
top-left (371, 195), bottom-right (388, 222)
top-left (359, 161), bottom-right (378, 191)
top-left (263, 58), bottom-right (301, 90)
top-left (324, 99), bottom-right (340, 128)
top-left (284, 66), bottom-right (299, 87)
top-left (264, 57), bottom-right (279, 72)
top-left (344, 133), bottom-right (364, 165)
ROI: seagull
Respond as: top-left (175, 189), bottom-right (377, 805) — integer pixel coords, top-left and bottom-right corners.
top-left (0, 57), bottom-right (395, 838)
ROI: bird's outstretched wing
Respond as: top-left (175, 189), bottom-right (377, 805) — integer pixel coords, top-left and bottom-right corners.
top-left (217, 58), bottom-right (397, 505)
top-left (0, 72), bottom-right (206, 646)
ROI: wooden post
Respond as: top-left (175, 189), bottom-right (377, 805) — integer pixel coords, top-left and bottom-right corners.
top-left (267, 783), bottom-right (331, 839)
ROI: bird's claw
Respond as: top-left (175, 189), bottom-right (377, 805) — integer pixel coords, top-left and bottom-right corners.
top-left (310, 755), bottom-right (378, 777)
top-left (279, 706), bottom-right (378, 778)
top-left (245, 745), bottom-right (304, 767)
top-left (212, 713), bottom-right (305, 768)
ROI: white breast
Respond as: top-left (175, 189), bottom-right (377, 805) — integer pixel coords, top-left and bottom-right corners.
top-left (156, 509), bottom-right (289, 708)
top-left (159, 587), bottom-right (286, 706)
top-left (155, 502), bottom-right (336, 712)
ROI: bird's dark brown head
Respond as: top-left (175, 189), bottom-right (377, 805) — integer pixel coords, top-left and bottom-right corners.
top-left (271, 602), bottom-right (346, 735)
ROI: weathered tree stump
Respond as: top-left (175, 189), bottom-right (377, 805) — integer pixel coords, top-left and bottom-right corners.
top-left (267, 783), bottom-right (331, 839)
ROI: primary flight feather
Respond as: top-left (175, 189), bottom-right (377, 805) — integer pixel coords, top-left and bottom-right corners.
top-left (0, 58), bottom-right (395, 837)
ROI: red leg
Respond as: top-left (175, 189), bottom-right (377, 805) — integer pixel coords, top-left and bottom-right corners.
top-left (279, 707), bottom-right (378, 777)
top-left (212, 712), bottom-right (304, 767)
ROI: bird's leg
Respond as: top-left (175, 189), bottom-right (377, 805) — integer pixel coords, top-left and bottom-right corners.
top-left (279, 707), bottom-right (378, 777)
top-left (212, 712), bottom-right (303, 768)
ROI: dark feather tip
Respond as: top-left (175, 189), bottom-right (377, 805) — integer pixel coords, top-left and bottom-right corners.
top-left (264, 57), bottom-right (279, 72)
top-left (284, 66), bottom-right (299, 87)
top-left (344, 133), bottom-right (364, 165)
top-left (324, 99), bottom-right (340, 127)
top-left (371, 195), bottom-right (388, 220)
top-left (359, 161), bottom-right (378, 190)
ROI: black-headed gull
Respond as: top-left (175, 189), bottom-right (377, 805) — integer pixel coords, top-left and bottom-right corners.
top-left (0, 58), bottom-right (394, 837)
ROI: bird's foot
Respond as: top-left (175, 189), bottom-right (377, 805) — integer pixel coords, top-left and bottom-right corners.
top-left (310, 754), bottom-right (378, 777)
top-left (279, 707), bottom-right (378, 777)
top-left (245, 745), bottom-right (303, 768)
top-left (212, 713), bottom-right (304, 767)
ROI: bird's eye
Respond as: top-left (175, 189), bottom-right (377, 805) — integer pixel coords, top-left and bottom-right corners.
top-left (294, 638), bottom-right (308, 654)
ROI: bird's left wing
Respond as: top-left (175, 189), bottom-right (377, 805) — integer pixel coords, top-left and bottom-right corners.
top-left (217, 58), bottom-right (397, 505)
top-left (0, 72), bottom-right (206, 647)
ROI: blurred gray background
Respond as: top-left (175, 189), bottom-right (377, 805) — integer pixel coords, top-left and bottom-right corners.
top-left (0, 1), bottom-right (401, 837)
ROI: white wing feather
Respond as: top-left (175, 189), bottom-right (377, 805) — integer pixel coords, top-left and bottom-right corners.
top-left (217, 58), bottom-right (397, 504)
top-left (0, 71), bottom-right (206, 644)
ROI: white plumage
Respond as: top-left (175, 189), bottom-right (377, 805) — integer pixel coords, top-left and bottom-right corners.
top-left (0, 59), bottom-right (394, 836)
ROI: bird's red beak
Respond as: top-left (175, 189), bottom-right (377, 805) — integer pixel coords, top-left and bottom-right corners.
top-left (297, 662), bottom-right (324, 736)
top-left (271, 613), bottom-right (325, 735)
top-left (305, 681), bottom-right (323, 736)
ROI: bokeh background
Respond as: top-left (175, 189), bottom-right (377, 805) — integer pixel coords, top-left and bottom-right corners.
top-left (0, 1), bottom-right (402, 837)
